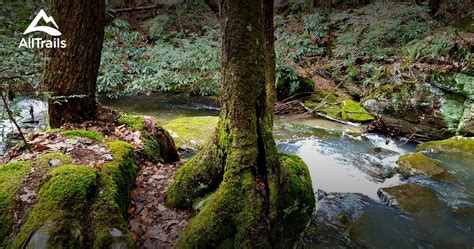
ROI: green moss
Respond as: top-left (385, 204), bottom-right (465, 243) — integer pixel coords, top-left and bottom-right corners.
top-left (273, 153), bottom-right (315, 248)
top-left (141, 131), bottom-right (162, 161)
top-left (0, 161), bottom-right (31, 244)
top-left (172, 152), bottom-right (315, 248)
top-left (9, 141), bottom-right (137, 248)
top-left (417, 136), bottom-right (474, 156)
top-left (59, 129), bottom-right (105, 140)
top-left (89, 141), bottom-right (138, 248)
top-left (340, 99), bottom-right (374, 122)
top-left (45, 128), bottom-right (60, 133)
top-left (304, 95), bottom-right (373, 123)
top-left (163, 116), bottom-right (218, 150)
top-left (396, 153), bottom-right (446, 179)
top-left (117, 114), bottom-right (145, 130)
top-left (10, 165), bottom-right (98, 248)
top-left (34, 152), bottom-right (73, 168)
top-left (166, 152), bottom-right (219, 208)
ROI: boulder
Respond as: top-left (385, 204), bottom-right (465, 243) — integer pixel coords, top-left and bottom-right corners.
top-left (362, 73), bottom-right (474, 138)
top-left (417, 136), bottom-right (474, 156)
top-left (395, 153), bottom-right (446, 179)
top-left (377, 184), bottom-right (444, 215)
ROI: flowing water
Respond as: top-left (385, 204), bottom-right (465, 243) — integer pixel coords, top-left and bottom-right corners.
top-left (102, 93), bottom-right (474, 248)
top-left (0, 98), bottom-right (47, 155)
top-left (2, 93), bottom-right (473, 248)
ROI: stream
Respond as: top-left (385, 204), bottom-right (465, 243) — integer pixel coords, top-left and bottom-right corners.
top-left (2, 94), bottom-right (473, 248)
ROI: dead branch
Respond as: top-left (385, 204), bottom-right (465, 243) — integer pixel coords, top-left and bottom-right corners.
top-left (1, 91), bottom-right (32, 152)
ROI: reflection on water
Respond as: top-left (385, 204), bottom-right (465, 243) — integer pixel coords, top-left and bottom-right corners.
top-left (278, 139), bottom-right (404, 199)
top-left (100, 94), bottom-right (220, 124)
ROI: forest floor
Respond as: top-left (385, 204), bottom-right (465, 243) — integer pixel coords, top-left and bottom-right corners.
top-left (128, 160), bottom-right (190, 248)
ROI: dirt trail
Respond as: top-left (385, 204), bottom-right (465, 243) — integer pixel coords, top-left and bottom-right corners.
top-left (128, 161), bottom-right (191, 248)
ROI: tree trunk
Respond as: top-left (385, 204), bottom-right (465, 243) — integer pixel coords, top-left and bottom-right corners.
top-left (320, 0), bottom-right (332, 9)
top-left (166, 0), bottom-right (314, 247)
top-left (429, 0), bottom-right (441, 15)
top-left (45, 0), bottom-right (106, 128)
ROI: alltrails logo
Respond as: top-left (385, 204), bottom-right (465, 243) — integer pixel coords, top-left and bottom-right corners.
top-left (19, 9), bottom-right (66, 48)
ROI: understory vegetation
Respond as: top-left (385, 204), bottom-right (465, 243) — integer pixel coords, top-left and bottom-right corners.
top-left (1, 1), bottom-right (472, 99)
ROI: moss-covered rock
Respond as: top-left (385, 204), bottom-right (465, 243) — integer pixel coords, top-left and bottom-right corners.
top-left (117, 114), bottom-right (145, 130)
top-left (417, 136), bottom-right (474, 156)
top-left (363, 76), bottom-right (474, 137)
top-left (89, 141), bottom-right (138, 248)
top-left (59, 129), bottom-right (105, 140)
top-left (10, 141), bottom-right (138, 249)
top-left (377, 184), bottom-right (444, 215)
top-left (396, 153), bottom-right (446, 179)
top-left (0, 161), bottom-right (31, 244)
top-left (10, 165), bottom-right (98, 248)
top-left (340, 99), bottom-right (375, 122)
top-left (118, 114), bottom-right (179, 163)
top-left (163, 116), bottom-right (219, 151)
top-left (303, 91), bottom-right (373, 123)
top-left (458, 99), bottom-right (474, 136)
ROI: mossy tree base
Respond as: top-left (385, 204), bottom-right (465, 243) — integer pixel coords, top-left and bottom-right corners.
top-left (166, 150), bottom-right (314, 248)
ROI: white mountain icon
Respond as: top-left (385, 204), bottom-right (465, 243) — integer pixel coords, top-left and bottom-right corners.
top-left (24, 9), bottom-right (61, 36)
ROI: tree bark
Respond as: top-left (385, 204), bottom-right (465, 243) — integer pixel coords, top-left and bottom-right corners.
top-left (45, 0), bottom-right (106, 128)
top-left (320, 0), bottom-right (332, 9)
top-left (167, 0), bottom-right (277, 246)
top-left (166, 0), bottom-right (314, 248)
top-left (429, 0), bottom-right (441, 15)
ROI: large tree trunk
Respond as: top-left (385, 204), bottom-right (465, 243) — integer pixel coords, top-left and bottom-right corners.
top-left (166, 0), bottom-right (314, 247)
top-left (320, 0), bottom-right (332, 9)
top-left (429, 0), bottom-right (441, 15)
top-left (45, 0), bottom-right (106, 128)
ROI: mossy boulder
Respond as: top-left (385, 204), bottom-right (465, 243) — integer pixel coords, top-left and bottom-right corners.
top-left (10, 141), bottom-right (138, 249)
top-left (1, 153), bottom-right (73, 246)
top-left (303, 90), bottom-right (373, 123)
top-left (396, 153), bottom-right (447, 179)
top-left (417, 136), bottom-right (474, 156)
top-left (0, 161), bottom-right (31, 244)
top-left (377, 184), bottom-right (444, 215)
top-left (340, 99), bottom-right (375, 122)
top-left (11, 165), bottom-right (98, 248)
top-left (118, 114), bottom-right (179, 163)
top-left (163, 116), bottom-right (219, 151)
top-left (363, 79), bottom-right (474, 137)
top-left (458, 99), bottom-right (474, 136)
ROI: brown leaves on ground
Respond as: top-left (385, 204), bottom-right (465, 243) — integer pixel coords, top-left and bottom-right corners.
top-left (1, 130), bottom-right (113, 166)
top-left (128, 161), bottom-right (191, 249)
